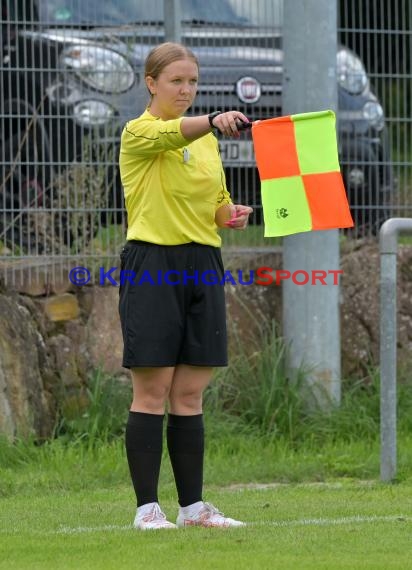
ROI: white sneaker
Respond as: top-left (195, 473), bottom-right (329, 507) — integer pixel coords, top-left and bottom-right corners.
top-left (176, 501), bottom-right (246, 528)
top-left (133, 502), bottom-right (177, 530)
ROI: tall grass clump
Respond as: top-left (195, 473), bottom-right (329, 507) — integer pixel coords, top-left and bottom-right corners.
top-left (0, 370), bottom-right (132, 495)
top-left (205, 320), bottom-right (310, 442)
top-left (54, 368), bottom-right (132, 444)
top-left (205, 319), bottom-right (412, 446)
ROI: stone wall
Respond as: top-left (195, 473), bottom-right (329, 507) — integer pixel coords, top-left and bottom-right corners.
top-left (1, 241), bottom-right (411, 440)
top-left (0, 272), bottom-right (126, 440)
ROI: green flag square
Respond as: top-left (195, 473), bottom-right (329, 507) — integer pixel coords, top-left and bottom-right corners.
top-left (261, 176), bottom-right (312, 237)
top-left (292, 111), bottom-right (340, 175)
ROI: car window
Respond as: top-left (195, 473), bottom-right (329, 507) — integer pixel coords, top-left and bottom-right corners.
top-left (36, 0), bottom-right (249, 26)
top-left (227, 0), bottom-right (283, 27)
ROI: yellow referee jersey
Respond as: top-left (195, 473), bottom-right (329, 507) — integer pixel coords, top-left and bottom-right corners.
top-left (119, 109), bottom-right (232, 247)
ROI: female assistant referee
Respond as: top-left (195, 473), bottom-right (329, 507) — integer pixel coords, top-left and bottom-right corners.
top-left (119, 41), bottom-right (253, 530)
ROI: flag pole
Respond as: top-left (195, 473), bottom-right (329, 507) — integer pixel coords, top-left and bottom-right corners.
top-left (282, 0), bottom-right (341, 408)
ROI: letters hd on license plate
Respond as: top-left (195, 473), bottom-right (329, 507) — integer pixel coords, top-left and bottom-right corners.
top-left (218, 140), bottom-right (255, 165)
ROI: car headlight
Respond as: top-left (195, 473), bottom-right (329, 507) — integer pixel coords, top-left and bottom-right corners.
top-left (337, 48), bottom-right (368, 94)
top-left (73, 100), bottom-right (115, 126)
top-left (61, 45), bottom-right (135, 93)
top-left (363, 101), bottom-right (385, 131)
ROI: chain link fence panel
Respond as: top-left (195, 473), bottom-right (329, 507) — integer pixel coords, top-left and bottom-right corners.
top-left (1, 0), bottom-right (410, 286)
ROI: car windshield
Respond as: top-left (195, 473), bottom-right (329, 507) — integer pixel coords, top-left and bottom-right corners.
top-left (38, 0), bottom-right (249, 26)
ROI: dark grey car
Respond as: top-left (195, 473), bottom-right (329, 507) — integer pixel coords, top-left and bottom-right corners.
top-left (0, 0), bottom-right (392, 251)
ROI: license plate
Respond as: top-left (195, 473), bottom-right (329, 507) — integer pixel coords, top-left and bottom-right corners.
top-left (218, 140), bottom-right (255, 166)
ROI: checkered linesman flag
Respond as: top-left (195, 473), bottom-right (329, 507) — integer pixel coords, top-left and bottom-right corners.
top-left (251, 110), bottom-right (354, 237)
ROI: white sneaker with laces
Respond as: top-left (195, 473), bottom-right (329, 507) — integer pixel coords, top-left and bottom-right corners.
top-left (133, 502), bottom-right (177, 530)
top-left (176, 501), bottom-right (246, 528)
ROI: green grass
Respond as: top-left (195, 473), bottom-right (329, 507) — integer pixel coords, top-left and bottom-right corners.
top-left (1, 396), bottom-right (412, 569)
top-left (2, 415), bottom-right (412, 494)
top-left (398, 236), bottom-right (412, 245)
top-left (91, 224), bottom-right (125, 255)
top-left (91, 223), bottom-right (281, 252)
top-left (2, 324), bottom-right (412, 568)
top-left (2, 431), bottom-right (412, 501)
top-left (220, 225), bottom-right (281, 248)
top-left (1, 480), bottom-right (412, 570)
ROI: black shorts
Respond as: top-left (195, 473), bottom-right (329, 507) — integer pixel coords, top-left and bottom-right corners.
top-left (118, 241), bottom-right (228, 368)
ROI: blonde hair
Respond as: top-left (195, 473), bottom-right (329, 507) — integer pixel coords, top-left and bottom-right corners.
top-left (145, 42), bottom-right (199, 81)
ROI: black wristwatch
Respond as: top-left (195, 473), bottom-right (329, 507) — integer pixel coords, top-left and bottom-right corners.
top-left (208, 111), bottom-right (222, 129)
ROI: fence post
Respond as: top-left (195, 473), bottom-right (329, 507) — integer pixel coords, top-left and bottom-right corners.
top-left (282, 1), bottom-right (340, 407)
top-left (380, 218), bottom-right (412, 482)
top-left (164, 0), bottom-right (181, 43)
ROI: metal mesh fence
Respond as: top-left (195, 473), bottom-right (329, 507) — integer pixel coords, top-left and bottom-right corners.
top-left (339, 0), bottom-right (412, 231)
top-left (0, 0), bottom-right (411, 286)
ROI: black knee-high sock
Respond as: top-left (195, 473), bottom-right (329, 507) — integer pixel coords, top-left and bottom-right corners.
top-left (167, 413), bottom-right (204, 507)
top-left (125, 411), bottom-right (164, 508)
